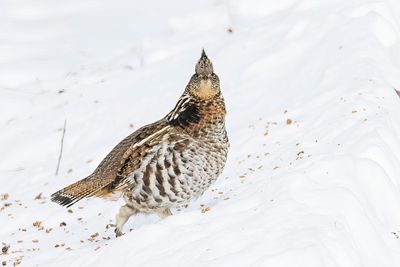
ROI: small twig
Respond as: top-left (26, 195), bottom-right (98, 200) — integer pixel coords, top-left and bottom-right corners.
top-left (55, 120), bottom-right (67, 176)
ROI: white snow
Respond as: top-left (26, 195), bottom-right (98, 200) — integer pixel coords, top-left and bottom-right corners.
top-left (2, 0), bottom-right (400, 266)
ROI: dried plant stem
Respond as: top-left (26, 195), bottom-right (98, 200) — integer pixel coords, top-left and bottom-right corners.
top-left (55, 120), bottom-right (67, 176)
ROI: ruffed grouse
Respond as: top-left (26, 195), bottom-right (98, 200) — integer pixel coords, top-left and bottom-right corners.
top-left (51, 50), bottom-right (229, 236)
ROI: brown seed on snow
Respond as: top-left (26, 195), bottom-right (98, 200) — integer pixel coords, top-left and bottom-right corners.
top-left (2, 244), bottom-right (9, 254)
top-left (88, 232), bottom-right (99, 242)
top-left (1, 194), bottom-right (9, 201)
top-left (34, 193), bottom-right (43, 200)
top-left (91, 233), bottom-right (99, 238)
top-left (201, 207), bottom-right (210, 213)
top-left (32, 221), bottom-right (42, 228)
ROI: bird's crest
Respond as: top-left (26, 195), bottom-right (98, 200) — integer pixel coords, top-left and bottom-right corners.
top-left (195, 49), bottom-right (213, 76)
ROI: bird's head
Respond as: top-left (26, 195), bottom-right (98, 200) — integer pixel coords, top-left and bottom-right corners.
top-left (185, 50), bottom-right (220, 100)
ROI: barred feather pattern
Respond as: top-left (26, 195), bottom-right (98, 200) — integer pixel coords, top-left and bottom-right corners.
top-left (124, 105), bottom-right (228, 211)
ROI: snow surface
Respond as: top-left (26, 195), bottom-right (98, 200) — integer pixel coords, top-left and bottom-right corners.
top-left (2, 0), bottom-right (400, 266)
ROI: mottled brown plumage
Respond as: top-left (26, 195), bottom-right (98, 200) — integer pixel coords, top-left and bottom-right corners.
top-left (51, 50), bottom-right (229, 236)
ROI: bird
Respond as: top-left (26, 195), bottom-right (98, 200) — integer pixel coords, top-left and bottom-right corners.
top-left (51, 50), bottom-right (229, 237)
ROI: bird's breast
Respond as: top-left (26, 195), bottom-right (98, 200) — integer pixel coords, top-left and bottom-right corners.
top-left (123, 132), bottom-right (228, 212)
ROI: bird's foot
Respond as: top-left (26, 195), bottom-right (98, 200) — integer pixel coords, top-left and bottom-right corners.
top-left (114, 228), bottom-right (124, 237)
top-left (114, 204), bottom-right (137, 237)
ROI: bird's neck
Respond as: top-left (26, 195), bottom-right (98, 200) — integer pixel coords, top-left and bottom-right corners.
top-left (166, 94), bottom-right (226, 138)
top-left (190, 96), bottom-right (226, 137)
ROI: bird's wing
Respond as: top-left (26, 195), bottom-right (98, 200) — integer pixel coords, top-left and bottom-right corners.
top-left (92, 121), bottom-right (177, 198)
top-left (95, 126), bottom-right (195, 198)
top-left (51, 120), bottom-right (170, 206)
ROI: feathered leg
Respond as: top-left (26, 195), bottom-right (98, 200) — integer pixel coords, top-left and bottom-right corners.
top-left (157, 208), bottom-right (172, 219)
top-left (115, 204), bottom-right (138, 237)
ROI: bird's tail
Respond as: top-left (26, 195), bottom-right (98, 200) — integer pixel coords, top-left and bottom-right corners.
top-left (51, 175), bottom-right (112, 207)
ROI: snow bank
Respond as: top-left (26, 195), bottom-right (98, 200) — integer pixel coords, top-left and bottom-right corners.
top-left (1, 0), bottom-right (400, 266)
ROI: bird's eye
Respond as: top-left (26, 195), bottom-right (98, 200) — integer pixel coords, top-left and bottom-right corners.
top-left (211, 74), bottom-right (219, 82)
